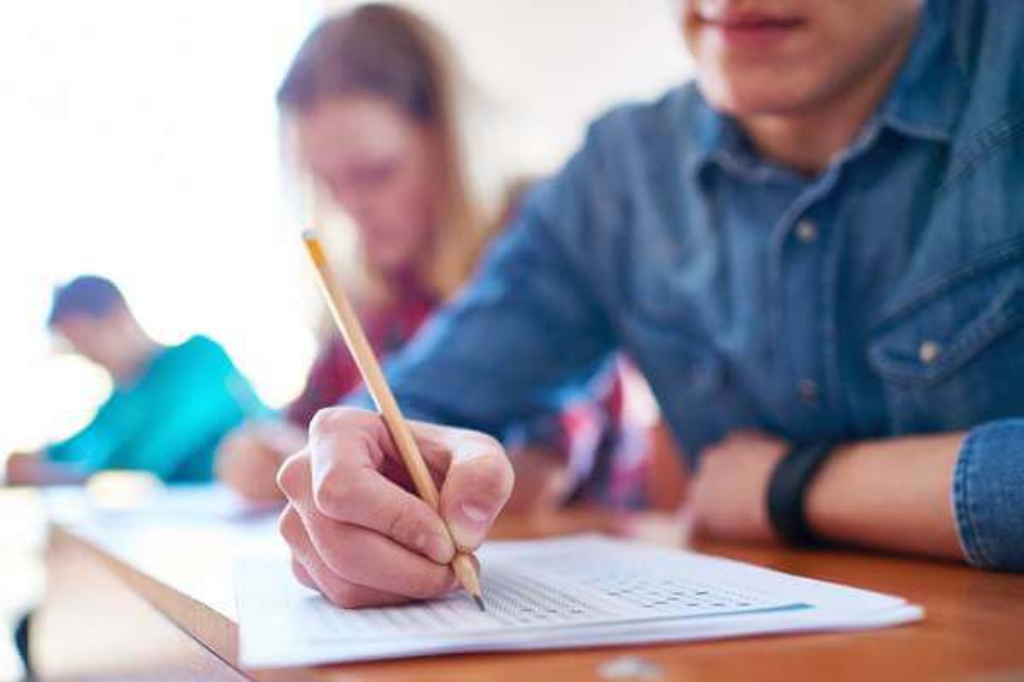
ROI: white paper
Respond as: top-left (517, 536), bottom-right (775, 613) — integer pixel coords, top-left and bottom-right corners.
top-left (235, 535), bottom-right (923, 668)
top-left (44, 483), bottom-right (281, 526)
top-left (49, 485), bottom-right (286, 618)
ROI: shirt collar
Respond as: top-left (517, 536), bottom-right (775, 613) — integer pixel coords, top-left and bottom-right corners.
top-left (684, 87), bottom-right (741, 176)
top-left (876, 0), bottom-right (968, 143)
top-left (685, 91), bottom-right (788, 184)
top-left (684, 0), bottom-right (967, 177)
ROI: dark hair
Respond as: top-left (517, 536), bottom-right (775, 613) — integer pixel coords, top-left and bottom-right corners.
top-left (47, 275), bottom-right (126, 327)
top-left (277, 3), bottom-right (446, 122)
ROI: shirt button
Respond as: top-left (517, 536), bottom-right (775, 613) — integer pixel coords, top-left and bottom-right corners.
top-left (798, 379), bottom-right (819, 406)
top-left (795, 219), bottom-right (819, 243)
top-left (918, 340), bottom-right (941, 364)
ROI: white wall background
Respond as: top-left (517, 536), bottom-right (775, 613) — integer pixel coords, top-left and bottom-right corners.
top-left (380, 0), bottom-right (692, 171)
top-left (0, 0), bottom-right (693, 457)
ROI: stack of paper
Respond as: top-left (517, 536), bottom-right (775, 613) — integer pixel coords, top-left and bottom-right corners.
top-left (234, 535), bottom-right (921, 668)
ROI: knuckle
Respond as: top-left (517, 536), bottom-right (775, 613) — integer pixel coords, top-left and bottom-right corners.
top-left (381, 501), bottom-right (423, 546)
top-left (308, 407), bottom-right (344, 438)
top-left (313, 467), bottom-right (358, 518)
top-left (275, 452), bottom-right (305, 496)
top-left (322, 579), bottom-right (360, 608)
top-left (310, 406), bottom-right (376, 438)
top-left (278, 507), bottom-right (303, 546)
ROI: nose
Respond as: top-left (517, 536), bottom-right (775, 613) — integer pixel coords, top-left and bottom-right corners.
top-left (345, 198), bottom-right (381, 234)
top-left (329, 183), bottom-right (375, 226)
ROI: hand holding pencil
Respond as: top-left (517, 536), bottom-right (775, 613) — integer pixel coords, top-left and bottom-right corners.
top-left (275, 230), bottom-right (513, 609)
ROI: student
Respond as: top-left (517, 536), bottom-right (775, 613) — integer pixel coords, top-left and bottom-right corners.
top-left (274, 0), bottom-right (1024, 608)
top-left (215, 4), bottom-right (647, 509)
top-left (5, 275), bottom-right (264, 485)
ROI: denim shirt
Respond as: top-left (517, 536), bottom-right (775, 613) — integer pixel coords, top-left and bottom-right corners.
top-left (354, 0), bottom-right (1024, 570)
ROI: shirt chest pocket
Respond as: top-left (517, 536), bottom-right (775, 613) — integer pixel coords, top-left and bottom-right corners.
top-left (867, 247), bottom-right (1024, 432)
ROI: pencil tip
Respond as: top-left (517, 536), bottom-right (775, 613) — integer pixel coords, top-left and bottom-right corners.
top-left (473, 595), bottom-right (486, 612)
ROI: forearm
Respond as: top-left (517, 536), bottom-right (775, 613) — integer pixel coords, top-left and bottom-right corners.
top-left (691, 422), bottom-right (1023, 569)
top-left (6, 453), bottom-right (87, 486)
top-left (805, 433), bottom-right (964, 560)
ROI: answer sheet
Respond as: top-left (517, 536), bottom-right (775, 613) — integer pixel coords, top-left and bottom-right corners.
top-left (235, 535), bottom-right (922, 668)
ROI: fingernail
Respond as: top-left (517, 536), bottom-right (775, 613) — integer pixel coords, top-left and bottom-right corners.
top-left (416, 532), bottom-right (454, 564)
top-left (449, 503), bottom-right (490, 550)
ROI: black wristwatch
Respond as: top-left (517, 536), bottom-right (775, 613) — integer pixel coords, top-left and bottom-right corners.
top-left (766, 442), bottom-right (836, 547)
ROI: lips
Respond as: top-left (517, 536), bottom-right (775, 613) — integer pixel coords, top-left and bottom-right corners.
top-left (698, 9), bottom-right (802, 28)
top-left (693, 6), bottom-right (805, 50)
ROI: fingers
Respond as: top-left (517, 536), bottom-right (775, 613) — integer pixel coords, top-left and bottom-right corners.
top-left (278, 450), bottom-right (458, 601)
top-left (278, 506), bottom-right (410, 608)
top-left (305, 408), bottom-right (456, 564)
top-left (324, 411), bottom-right (514, 550)
top-left (277, 407), bottom-right (512, 607)
top-left (437, 431), bottom-right (514, 551)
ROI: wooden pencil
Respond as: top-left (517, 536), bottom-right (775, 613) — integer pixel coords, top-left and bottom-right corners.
top-left (300, 229), bottom-right (485, 611)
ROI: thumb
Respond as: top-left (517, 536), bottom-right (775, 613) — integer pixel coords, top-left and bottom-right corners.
top-left (438, 433), bottom-right (513, 551)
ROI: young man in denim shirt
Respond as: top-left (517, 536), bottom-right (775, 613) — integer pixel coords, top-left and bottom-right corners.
top-left (274, 0), bottom-right (1024, 607)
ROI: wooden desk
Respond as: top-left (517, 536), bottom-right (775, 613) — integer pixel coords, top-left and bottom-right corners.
top-left (37, 510), bottom-right (1024, 682)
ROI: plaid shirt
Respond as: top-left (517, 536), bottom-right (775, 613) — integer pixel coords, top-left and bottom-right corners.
top-left (286, 281), bottom-right (648, 508)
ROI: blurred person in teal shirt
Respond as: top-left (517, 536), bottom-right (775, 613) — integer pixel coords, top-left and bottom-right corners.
top-left (5, 275), bottom-right (266, 485)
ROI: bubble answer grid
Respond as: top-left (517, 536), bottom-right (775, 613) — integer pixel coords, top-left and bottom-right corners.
top-left (301, 542), bottom-right (798, 643)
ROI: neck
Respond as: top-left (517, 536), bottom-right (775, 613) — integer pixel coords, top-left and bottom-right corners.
top-left (110, 327), bottom-right (160, 383)
top-left (739, 25), bottom-right (918, 175)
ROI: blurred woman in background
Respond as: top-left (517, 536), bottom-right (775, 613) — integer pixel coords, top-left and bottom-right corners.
top-left (215, 3), bottom-right (649, 510)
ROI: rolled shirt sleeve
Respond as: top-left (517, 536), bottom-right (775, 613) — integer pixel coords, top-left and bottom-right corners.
top-left (952, 419), bottom-right (1024, 571)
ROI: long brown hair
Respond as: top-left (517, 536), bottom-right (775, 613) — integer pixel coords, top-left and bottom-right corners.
top-left (278, 3), bottom-right (496, 305)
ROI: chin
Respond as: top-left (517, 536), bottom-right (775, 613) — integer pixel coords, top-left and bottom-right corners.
top-left (696, 64), bottom-right (826, 117)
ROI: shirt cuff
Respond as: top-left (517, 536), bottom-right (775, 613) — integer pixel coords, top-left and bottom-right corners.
top-left (952, 419), bottom-right (1024, 571)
